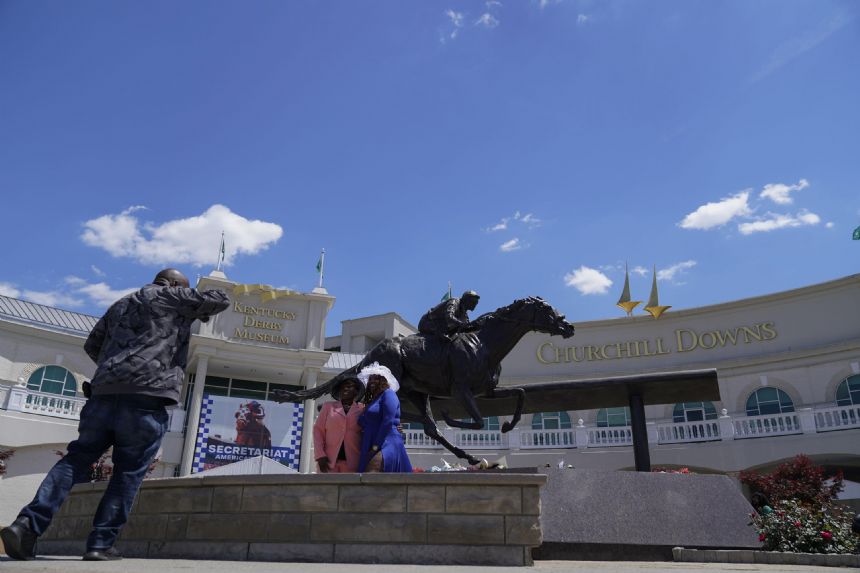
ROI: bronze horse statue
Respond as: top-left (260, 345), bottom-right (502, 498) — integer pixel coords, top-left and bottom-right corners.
top-left (273, 296), bottom-right (575, 465)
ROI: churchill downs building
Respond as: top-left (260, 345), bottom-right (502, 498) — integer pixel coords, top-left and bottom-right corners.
top-left (2, 270), bottom-right (859, 523)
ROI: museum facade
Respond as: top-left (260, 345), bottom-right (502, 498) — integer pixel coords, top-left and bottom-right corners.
top-left (1, 271), bottom-right (859, 523)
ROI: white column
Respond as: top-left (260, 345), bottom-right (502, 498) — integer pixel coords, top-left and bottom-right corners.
top-left (298, 368), bottom-right (319, 473)
top-left (179, 354), bottom-right (210, 476)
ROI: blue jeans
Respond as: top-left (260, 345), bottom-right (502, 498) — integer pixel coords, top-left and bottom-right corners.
top-left (19, 394), bottom-right (168, 551)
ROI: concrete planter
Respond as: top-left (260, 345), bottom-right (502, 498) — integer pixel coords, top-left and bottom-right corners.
top-left (673, 547), bottom-right (860, 568)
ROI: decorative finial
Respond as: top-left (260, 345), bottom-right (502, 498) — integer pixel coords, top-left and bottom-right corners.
top-left (616, 262), bottom-right (642, 316)
top-left (644, 265), bottom-right (671, 318)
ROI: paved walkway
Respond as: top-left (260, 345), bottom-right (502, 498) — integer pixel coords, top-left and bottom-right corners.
top-left (0, 557), bottom-right (845, 573)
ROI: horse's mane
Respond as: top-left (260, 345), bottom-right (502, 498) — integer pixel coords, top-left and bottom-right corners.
top-left (469, 297), bottom-right (544, 328)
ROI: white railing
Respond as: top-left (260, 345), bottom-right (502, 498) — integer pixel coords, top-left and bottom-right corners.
top-left (732, 412), bottom-right (802, 439)
top-left (519, 428), bottom-right (576, 449)
top-left (657, 420), bottom-right (721, 444)
top-left (3, 386), bottom-right (86, 420)
top-left (587, 426), bottom-right (632, 447)
top-left (453, 429), bottom-right (508, 450)
top-left (403, 429), bottom-right (442, 448)
top-left (1, 386), bottom-right (187, 431)
top-left (814, 404), bottom-right (860, 432)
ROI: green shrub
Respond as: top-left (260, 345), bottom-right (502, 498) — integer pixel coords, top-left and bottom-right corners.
top-left (751, 499), bottom-right (858, 554)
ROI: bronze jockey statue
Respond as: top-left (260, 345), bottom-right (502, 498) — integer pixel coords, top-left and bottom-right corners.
top-left (418, 290), bottom-right (480, 341)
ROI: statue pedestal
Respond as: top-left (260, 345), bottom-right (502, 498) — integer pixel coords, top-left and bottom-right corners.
top-left (535, 468), bottom-right (760, 561)
top-left (39, 472), bottom-right (545, 566)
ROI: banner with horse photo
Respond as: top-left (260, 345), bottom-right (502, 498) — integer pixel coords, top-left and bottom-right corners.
top-left (191, 393), bottom-right (304, 473)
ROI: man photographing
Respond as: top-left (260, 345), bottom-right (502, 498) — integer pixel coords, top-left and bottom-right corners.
top-left (1, 268), bottom-right (229, 561)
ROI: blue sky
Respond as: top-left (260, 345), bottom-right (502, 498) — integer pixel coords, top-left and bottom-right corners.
top-left (0, 1), bottom-right (858, 336)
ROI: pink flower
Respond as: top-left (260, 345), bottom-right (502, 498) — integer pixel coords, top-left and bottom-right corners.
top-left (821, 531), bottom-right (832, 540)
top-left (758, 533), bottom-right (766, 542)
top-left (794, 521), bottom-right (802, 527)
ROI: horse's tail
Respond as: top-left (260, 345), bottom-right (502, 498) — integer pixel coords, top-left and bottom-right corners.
top-left (272, 364), bottom-right (363, 403)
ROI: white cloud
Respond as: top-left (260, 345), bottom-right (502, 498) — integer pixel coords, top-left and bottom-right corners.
top-left (539, 0), bottom-right (562, 9)
top-left (446, 9), bottom-right (464, 27)
top-left (75, 282), bottom-right (138, 307)
top-left (657, 260), bottom-right (697, 282)
top-left (631, 266), bottom-right (648, 277)
top-left (81, 204), bottom-right (283, 267)
top-left (678, 191), bottom-right (752, 230)
top-left (564, 266), bottom-right (613, 295)
top-left (826, 222), bottom-right (835, 229)
top-left (486, 0), bottom-right (502, 7)
top-left (752, 13), bottom-right (852, 83)
top-left (486, 211), bottom-right (541, 232)
top-left (577, 14), bottom-right (590, 24)
top-left (475, 13), bottom-right (500, 28)
top-left (91, 265), bottom-right (106, 277)
top-left (499, 238), bottom-right (522, 252)
top-left (0, 282), bottom-right (21, 298)
top-left (518, 212), bottom-right (541, 227)
top-left (738, 210), bottom-right (821, 235)
top-left (760, 178), bottom-right (809, 205)
top-left (21, 290), bottom-right (83, 308)
top-left (486, 217), bottom-right (509, 232)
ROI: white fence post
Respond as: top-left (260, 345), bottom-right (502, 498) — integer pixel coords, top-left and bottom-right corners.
top-left (646, 421), bottom-right (659, 444)
top-left (797, 407), bottom-right (817, 434)
top-left (719, 409), bottom-right (735, 441)
top-left (507, 426), bottom-right (522, 450)
top-left (574, 418), bottom-right (589, 448)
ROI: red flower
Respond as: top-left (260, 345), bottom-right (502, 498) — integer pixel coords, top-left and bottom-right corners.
top-left (758, 533), bottom-right (766, 542)
top-left (821, 531), bottom-right (832, 540)
top-left (794, 521), bottom-right (802, 527)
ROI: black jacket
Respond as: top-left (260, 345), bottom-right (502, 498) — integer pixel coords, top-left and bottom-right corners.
top-left (84, 284), bottom-right (230, 405)
top-left (417, 298), bottom-right (470, 336)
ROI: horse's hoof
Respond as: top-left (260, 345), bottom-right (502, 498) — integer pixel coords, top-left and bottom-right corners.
top-left (501, 423), bottom-right (513, 433)
top-left (478, 458), bottom-right (490, 470)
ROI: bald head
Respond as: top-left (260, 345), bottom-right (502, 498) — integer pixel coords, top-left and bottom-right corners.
top-left (153, 268), bottom-right (190, 288)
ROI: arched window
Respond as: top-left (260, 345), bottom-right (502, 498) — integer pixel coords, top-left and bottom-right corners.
top-left (532, 411), bottom-right (572, 430)
top-left (836, 375), bottom-right (860, 406)
top-left (672, 401), bottom-right (718, 423)
top-left (27, 366), bottom-right (77, 396)
top-left (745, 388), bottom-right (794, 416)
top-left (596, 407), bottom-right (630, 427)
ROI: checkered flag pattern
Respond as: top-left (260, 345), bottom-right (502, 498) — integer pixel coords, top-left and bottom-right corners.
top-left (285, 403), bottom-right (304, 470)
top-left (191, 394), bottom-right (215, 474)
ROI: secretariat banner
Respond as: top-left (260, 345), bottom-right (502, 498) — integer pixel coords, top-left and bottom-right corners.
top-left (191, 393), bottom-right (304, 473)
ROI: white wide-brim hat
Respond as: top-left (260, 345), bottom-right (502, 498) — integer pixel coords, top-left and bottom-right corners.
top-left (357, 362), bottom-right (400, 393)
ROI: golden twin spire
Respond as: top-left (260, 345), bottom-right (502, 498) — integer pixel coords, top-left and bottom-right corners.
top-left (615, 263), bottom-right (671, 319)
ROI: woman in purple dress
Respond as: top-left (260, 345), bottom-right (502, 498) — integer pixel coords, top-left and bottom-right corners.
top-left (356, 363), bottom-right (412, 473)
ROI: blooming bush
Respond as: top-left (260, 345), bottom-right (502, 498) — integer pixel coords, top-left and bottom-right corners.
top-left (750, 499), bottom-right (858, 554)
top-left (652, 467), bottom-right (690, 474)
top-left (740, 454), bottom-right (843, 506)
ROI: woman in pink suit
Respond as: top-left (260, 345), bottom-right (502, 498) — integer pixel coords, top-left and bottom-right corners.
top-left (313, 377), bottom-right (365, 473)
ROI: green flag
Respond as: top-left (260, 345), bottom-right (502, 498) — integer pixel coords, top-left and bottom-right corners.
top-left (853, 226), bottom-right (860, 240)
top-left (440, 290), bottom-right (451, 302)
top-left (316, 256), bottom-right (323, 273)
